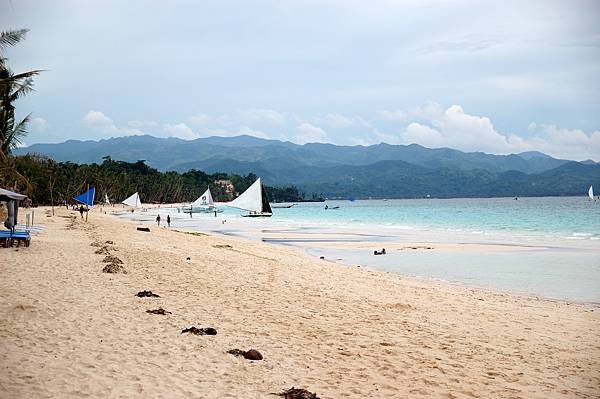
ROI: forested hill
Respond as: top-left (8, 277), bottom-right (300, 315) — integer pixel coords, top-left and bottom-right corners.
top-left (15, 135), bottom-right (599, 199)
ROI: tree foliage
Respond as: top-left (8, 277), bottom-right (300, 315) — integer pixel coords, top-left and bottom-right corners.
top-left (4, 155), bottom-right (303, 205)
top-left (0, 29), bottom-right (43, 159)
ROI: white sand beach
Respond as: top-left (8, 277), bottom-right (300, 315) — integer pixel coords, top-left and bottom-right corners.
top-left (1, 206), bottom-right (599, 398)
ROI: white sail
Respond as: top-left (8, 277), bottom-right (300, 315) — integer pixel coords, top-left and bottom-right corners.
top-left (122, 192), bottom-right (142, 208)
top-left (228, 178), bottom-right (264, 213)
top-left (589, 185), bottom-right (594, 200)
top-left (104, 193), bottom-right (111, 205)
top-left (192, 188), bottom-right (214, 207)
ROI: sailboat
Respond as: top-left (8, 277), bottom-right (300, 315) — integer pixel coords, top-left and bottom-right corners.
top-left (589, 185), bottom-right (595, 201)
top-left (122, 192), bottom-right (142, 208)
top-left (228, 177), bottom-right (272, 217)
top-left (179, 188), bottom-right (222, 214)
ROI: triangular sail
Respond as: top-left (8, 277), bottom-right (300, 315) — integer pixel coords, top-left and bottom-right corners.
top-left (122, 192), bottom-right (142, 208)
top-left (192, 188), bottom-right (214, 207)
top-left (261, 183), bottom-right (272, 214)
top-left (73, 186), bottom-right (96, 207)
top-left (589, 185), bottom-right (594, 200)
top-left (228, 178), bottom-right (264, 213)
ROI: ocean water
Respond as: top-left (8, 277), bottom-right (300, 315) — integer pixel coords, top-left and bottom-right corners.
top-left (115, 196), bottom-right (600, 303)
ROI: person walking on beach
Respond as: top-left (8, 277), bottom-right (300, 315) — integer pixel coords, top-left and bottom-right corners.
top-left (156, 214), bottom-right (161, 226)
top-left (167, 215), bottom-right (171, 227)
top-left (79, 205), bottom-right (85, 219)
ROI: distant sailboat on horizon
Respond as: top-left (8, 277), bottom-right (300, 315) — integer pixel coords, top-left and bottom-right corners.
top-left (228, 177), bottom-right (273, 217)
top-left (589, 185), bottom-right (595, 201)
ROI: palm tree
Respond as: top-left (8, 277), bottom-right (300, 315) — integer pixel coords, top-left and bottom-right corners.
top-left (0, 29), bottom-right (43, 158)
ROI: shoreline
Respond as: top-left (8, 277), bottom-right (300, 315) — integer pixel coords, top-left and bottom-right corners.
top-left (110, 206), bottom-right (600, 304)
top-left (2, 206), bottom-right (599, 398)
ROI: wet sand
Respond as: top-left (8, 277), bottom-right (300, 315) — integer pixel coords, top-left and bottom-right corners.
top-left (1, 206), bottom-right (599, 398)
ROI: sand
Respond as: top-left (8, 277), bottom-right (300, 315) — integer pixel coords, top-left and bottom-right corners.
top-left (1, 206), bottom-right (599, 398)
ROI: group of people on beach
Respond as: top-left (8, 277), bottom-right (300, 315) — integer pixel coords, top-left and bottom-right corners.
top-left (156, 214), bottom-right (171, 227)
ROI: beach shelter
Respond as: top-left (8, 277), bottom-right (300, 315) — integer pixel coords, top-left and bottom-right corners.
top-left (122, 192), bottom-right (142, 208)
top-left (73, 186), bottom-right (96, 207)
top-left (0, 188), bottom-right (28, 232)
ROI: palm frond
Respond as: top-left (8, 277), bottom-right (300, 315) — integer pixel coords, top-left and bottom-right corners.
top-left (9, 77), bottom-right (34, 102)
top-left (1, 113), bottom-right (30, 155)
top-left (0, 29), bottom-right (29, 50)
top-left (0, 69), bottom-right (43, 92)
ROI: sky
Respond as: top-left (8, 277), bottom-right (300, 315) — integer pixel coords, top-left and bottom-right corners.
top-left (2, 0), bottom-right (600, 161)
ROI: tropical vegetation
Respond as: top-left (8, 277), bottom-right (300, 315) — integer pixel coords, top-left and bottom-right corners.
top-left (9, 154), bottom-right (303, 205)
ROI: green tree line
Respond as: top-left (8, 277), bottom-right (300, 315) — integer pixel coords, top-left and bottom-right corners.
top-left (6, 154), bottom-right (302, 205)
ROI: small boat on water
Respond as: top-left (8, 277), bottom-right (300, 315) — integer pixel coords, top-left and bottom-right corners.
top-left (271, 203), bottom-right (295, 209)
top-left (589, 185), bottom-right (595, 201)
top-left (179, 188), bottom-right (222, 214)
top-left (228, 177), bottom-right (272, 217)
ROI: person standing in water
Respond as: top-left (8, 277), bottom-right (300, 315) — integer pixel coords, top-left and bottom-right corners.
top-left (156, 214), bottom-right (161, 226)
top-left (166, 214), bottom-right (171, 227)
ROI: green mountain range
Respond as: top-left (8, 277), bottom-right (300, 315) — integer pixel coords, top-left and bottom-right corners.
top-left (16, 135), bottom-right (599, 198)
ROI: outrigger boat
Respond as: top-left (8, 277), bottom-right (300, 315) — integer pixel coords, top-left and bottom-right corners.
top-left (228, 177), bottom-right (273, 217)
top-left (179, 188), bottom-right (223, 214)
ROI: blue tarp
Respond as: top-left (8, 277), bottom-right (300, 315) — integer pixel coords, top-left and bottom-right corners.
top-left (73, 186), bottom-right (95, 207)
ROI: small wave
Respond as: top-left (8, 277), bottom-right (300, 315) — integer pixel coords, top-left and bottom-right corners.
top-left (563, 236), bottom-right (586, 240)
top-left (383, 225), bottom-right (414, 230)
top-left (572, 232), bottom-right (593, 237)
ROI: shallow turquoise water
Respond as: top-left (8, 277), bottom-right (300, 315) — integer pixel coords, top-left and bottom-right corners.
top-left (271, 197), bottom-right (600, 241)
top-left (117, 196), bottom-right (600, 302)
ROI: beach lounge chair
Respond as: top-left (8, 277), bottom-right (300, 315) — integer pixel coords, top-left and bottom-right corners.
top-left (0, 230), bottom-right (31, 248)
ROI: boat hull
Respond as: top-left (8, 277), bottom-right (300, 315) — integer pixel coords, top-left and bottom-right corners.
top-left (241, 212), bottom-right (272, 218)
top-left (178, 206), bottom-right (223, 214)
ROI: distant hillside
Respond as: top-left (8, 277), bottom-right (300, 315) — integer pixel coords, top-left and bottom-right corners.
top-left (16, 135), bottom-right (598, 198)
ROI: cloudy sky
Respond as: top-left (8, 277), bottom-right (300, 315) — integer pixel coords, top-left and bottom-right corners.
top-left (2, 0), bottom-right (599, 160)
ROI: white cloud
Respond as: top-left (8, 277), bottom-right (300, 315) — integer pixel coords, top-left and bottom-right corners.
top-left (237, 109), bottom-right (286, 125)
top-left (295, 123), bottom-right (329, 144)
top-left (30, 117), bottom-right (48, 132)
top-left (83, 111), bottom-right (142, 137)
top-left (162, 123), bottom-right (199, 139)
top-left (83, 111), bottom-right (113, 127)
top-left (394, 103), bottom-right (600, 161)
top-left (524, 124), bottom-right (600, 161)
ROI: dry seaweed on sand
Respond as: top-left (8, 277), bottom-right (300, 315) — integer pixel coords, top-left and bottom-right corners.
top-left (102, 263), bottom-right (127, 274)
top-left (102, 255), bottom-right (123, 264)
top-left (213, 244), bottom-right (232, 249)
top-left (227, 349), bottom-right (263, 360)
top-left (181, 326), bottom-right (217, 335)
top-left (137, 227), bottom-right (150, 232)
top-left (136, 290), bottom-right (160, 298)
top-left (146, 308), bottom-right (171, 315)
top-left (273, 388), bottom-right (320, 399)
top-left (94, 246), bottom-right (111, 255)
